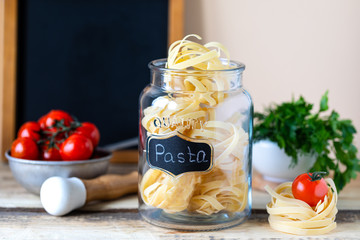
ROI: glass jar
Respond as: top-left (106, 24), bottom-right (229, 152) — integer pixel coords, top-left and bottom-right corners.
top-left (138, 59), bottom-right (253, 231)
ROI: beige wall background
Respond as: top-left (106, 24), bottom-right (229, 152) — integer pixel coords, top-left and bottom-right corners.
top-left (185, 0), bottom-right (360, 149)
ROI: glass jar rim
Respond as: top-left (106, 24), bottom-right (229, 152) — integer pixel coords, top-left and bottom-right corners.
top-left (148, 58), bottom-right (245, 73)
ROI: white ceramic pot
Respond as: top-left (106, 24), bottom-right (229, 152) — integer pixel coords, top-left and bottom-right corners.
top-left (253, 140), bottom-right (316, 182)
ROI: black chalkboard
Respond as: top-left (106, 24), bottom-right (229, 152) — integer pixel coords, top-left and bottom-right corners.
top-left (147, 134), bottom-right (213, 176)
top-left (16, 0), bottom-right (168, 146)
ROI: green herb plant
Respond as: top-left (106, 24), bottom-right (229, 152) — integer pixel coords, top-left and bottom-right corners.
top-left (254, 91), bottom-right (360, 192)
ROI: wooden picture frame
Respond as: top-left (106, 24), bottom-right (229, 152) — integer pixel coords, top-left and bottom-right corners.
top-left (0, 0), bottom-right (184, 163)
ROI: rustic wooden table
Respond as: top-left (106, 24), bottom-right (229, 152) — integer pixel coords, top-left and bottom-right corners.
top-left (1, 161), bottom-right (359, 240)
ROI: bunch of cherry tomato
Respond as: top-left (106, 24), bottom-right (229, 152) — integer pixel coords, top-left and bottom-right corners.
top-left (10, 110), bottom-right (100, 161)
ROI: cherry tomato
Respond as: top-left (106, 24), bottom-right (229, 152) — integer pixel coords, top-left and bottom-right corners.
top-left (74, 122), bottom-right (100, 147)
top-left (292, 172), bottom-right (329, 207)
top-left (40, 142), bottom-right (62, 161)
top-left (11, 138), bottom-right (39, 160)
top-left (17, 121), bottom-right (41, 141)
top-left (38, 114), bottom-right (47, 129)
top-left (60, 134), bottom-right (93, 161)
top-left (38, 110), bottom-right (73, 129)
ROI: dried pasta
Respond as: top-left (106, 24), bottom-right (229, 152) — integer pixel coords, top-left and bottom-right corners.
top-left (265, 178), bottom-right (338, 235)
top-left (140, 34), bottom-right (249, 215)
top-left (141, 169), bottom-right (201, 213)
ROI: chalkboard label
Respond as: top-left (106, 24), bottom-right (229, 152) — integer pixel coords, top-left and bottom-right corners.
top-left (146, 134), bottom-right (213, 177)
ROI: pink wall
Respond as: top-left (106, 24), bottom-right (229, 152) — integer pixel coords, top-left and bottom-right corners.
top-left (185, 0), bottom-right (360, 149)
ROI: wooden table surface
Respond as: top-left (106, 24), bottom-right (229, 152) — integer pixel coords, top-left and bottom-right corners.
top-left (1, 162), bottom-right (359, 240)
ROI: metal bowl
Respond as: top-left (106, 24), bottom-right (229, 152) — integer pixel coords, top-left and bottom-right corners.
top-left (6, 149), bottom-right (112, 195)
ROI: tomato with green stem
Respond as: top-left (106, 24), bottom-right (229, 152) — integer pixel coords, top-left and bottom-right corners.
top-left (40, 141), bottom-right (62, 161)
top-left (292, 172), bottom-right (329, 207)
top-left (39, 110), bottom-right (78, 142)
top-left (38, 110), bottom-right (74, 129)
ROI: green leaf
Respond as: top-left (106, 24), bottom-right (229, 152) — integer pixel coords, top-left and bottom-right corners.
top-left (334, 167), bottom-right (346, 192)
top-left (276, 135), bottom-right (285, 149)
top-left (319, 90), bottom-right (329, 112)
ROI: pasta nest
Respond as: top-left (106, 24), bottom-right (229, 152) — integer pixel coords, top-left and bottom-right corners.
top-left (265, 178), bottom-right (338, 235)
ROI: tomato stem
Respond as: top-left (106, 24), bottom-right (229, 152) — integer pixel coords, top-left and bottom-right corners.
top-left (308, 171), bottom-right (327, 181)
top-left (38, 119), bottom-right (82, 150)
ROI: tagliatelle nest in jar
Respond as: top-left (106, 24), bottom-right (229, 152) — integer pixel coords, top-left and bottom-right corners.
top-left (140, 34), bottom-right (249, 215)
top-left (265, 178), bottom-right (338, 235)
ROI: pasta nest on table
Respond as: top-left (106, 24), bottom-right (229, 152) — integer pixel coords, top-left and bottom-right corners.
top-left (265, 178), bottom-right (338, 235)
